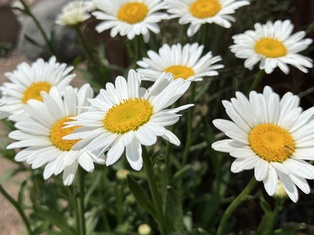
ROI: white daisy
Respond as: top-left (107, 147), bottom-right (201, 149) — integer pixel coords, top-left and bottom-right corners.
top-left (230, 20), bottom-right (313, 74)
top-left (56, 0), bottom-right (95, 26)
top-left (7, 84), bottom-right (104, 185)
top-left (164, 0), bottom-right (249, 37)
top-left (92, 0), bottom-right (168, 42)
top-left (212, 86), bottom-right (314, 202)
top-left (137, 43), bottom-right (224, 82)
top-left (0, 56), bottom-right (75, 118)
top-left (64, 69), bottom-right (192, 171)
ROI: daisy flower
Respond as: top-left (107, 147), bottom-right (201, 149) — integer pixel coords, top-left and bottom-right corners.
top-left (7, 84), bottom-right (104, 185)
top-left (92, 0), bottom-right (168, 42)
top-left (212, 86), bottom-right (314, 202)
top-left (0, 56), bottom-right (75, 117)
top-left (137, 43), bottom-right (224, 82)
top-left (56, 0), bottom-right (96, 26)
top-left (230, 20), bottom-right (313, 74)
top-left (164, 0), bottom-right (249, 37)
top-left (64, 69), bottom-right (192, 171)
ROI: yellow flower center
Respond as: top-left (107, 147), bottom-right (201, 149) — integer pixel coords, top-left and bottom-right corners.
top-left (104, 98), bottom-right (153, 134)
top-left (249, 124), bottom-right (295, 162)
top-left (164, 65), bottom-right (195, 80)
top-left (22, 82), bottom-right (52, 103)
top-left (117, 2), bottom-right (149, 24)
top-left (189, 0), bottom-right (221, 18)
top-left (50, 117), bottom-right (81, 151)
top-left (255, 38), bottom-right (287, 58)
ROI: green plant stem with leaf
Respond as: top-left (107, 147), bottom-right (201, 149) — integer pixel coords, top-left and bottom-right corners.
top-left (249, 70), bottom-right (266, 92)
top-left (178, 82), bottom-right (196, 197)
top-left (142, 146), bottom-right (168, 235)
top-left (18, 0), bottom-right (55, 56)
top-left (75, 167), bottom-right (86, 235)
top-left (0, 183), bottom-right (33, 235)
top-left (216, 177), bottom-right (258, 235)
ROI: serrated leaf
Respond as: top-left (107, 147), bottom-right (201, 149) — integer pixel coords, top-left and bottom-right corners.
top-left (126, 174), bottom-right (157, 220)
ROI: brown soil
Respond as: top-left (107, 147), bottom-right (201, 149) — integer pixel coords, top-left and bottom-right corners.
top-left (0, 52), bottom-right (30, 235)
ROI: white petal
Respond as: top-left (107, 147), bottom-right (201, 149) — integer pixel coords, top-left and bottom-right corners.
top-left (262, 165), bottom-right (278, 196)
top-left (63, 161), bottom-right (79, 186)
top-left (126, 139), bottom-right (143, 171)
top-left (106, 141), bottom-right (124, 166)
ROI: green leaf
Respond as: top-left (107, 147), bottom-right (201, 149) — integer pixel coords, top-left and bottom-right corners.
top-left (126, 174), bottom-right (157, 220)
top-left (34, 205), bottom-right (76, 235)
top-left (24, 34), bottom-right (42, 48)
top-left (164, 186), bottom-right (184, 233)
top-left (273, 225), bottom-right (306, 235)
top-left (196, 227), bottom-right (211, 235)
top-left (18, 180), bottom-right (27, 206)
top-left (0, 167), bottom-right (27, 184)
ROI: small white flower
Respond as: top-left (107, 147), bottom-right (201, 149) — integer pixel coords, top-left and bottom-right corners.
top-left (230, 20), bottom-right (313, 74)
top-left (64, 69), bottom-right (193, 171)
top-left (212, 86), bottom-right (314, 202)
top-left (56, 0), bottom-right (95, 26)
top-left (164, 0), bottom-right (249, 37)
top-left (92, 0), bottom-right (168, 42)
top-left (137, 43), bottom-right (224, 82)
top-left (7, 84), bottom-right (104, 185)
top-left (0, 56), bottom-right (74, 118)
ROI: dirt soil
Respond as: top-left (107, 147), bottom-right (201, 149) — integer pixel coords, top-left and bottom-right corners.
top-left (0, 52), bottom-right (30, 235)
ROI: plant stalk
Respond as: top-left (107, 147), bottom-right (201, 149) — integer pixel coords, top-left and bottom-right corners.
top-left (75, 167), bottom-right (86, 235)
top-left (216, 177), bottom-right (257, 235)
top-left (0, 183), bottom-right (33, 235)
top-left (142, 146), bottom-right (168, 235)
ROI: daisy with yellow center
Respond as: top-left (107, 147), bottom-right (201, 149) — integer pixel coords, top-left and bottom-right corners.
top-left (0, 56), bottom-right (74, 118)
top-left (137, 43), bottom-right (224, 82)
top-left (212, 86), bottom-right (314, 202)
top-left (7, 85), bottom-right (104, 185)
top-left (230, 20), bottom-right (313, 74)
top-left (64, 70), bottom-right (193, 171)
top-left (164, 0), bottom-right (249, 37)
top-left (56, 0), bottom-right (95, 26)
top-left (92, 0), bottom-right (168, 42)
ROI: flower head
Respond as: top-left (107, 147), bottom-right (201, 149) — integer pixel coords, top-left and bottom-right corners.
top-left (164, 0), bottom-right (249, 37)
top-left (212, 86), bottom-right (314, 202)
top-left (137, 43), bottom-right (224, 82)
top-left (64, 69), bottom-right (192, 171)
top-left (0, 56), bottom-right (75, 118)
top-left (7, 84), bottom-right (104, 185)
top-left (56, 0), bottom-right (95, 26)
top-left (230, 20), bottom-right (313, 74)
top-left (92, 0), bottom-right (168, 42)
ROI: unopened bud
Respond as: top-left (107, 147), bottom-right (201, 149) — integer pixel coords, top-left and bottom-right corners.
top-left (138, 224), bottom-right (152, 235)
top-left (116, 169), bottom-right (130, 180)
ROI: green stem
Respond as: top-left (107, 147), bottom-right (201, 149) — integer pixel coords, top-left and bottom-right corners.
top-left (182, 82), bottom-right (196, 165)
top-left (19, 0), bottom-right (55, 55)
top-left (74, 25), bottom-right (99, 67)
top-left (216, 177), bottom-right (257, 235)
top-left (142, 147), bottom-right (168, 235)
top-left (0, 183), bottom-right (33, 235)
top-left (75, 167), bottom-right (86, 235)
top-left (248, 70), bottom-right (265, 92)
top-left (259, 198), bottom-right (284, 235)
top-left (178, 83), bottom-right (196, 197)
top-left (201, 24), bottom-right (209, 46)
